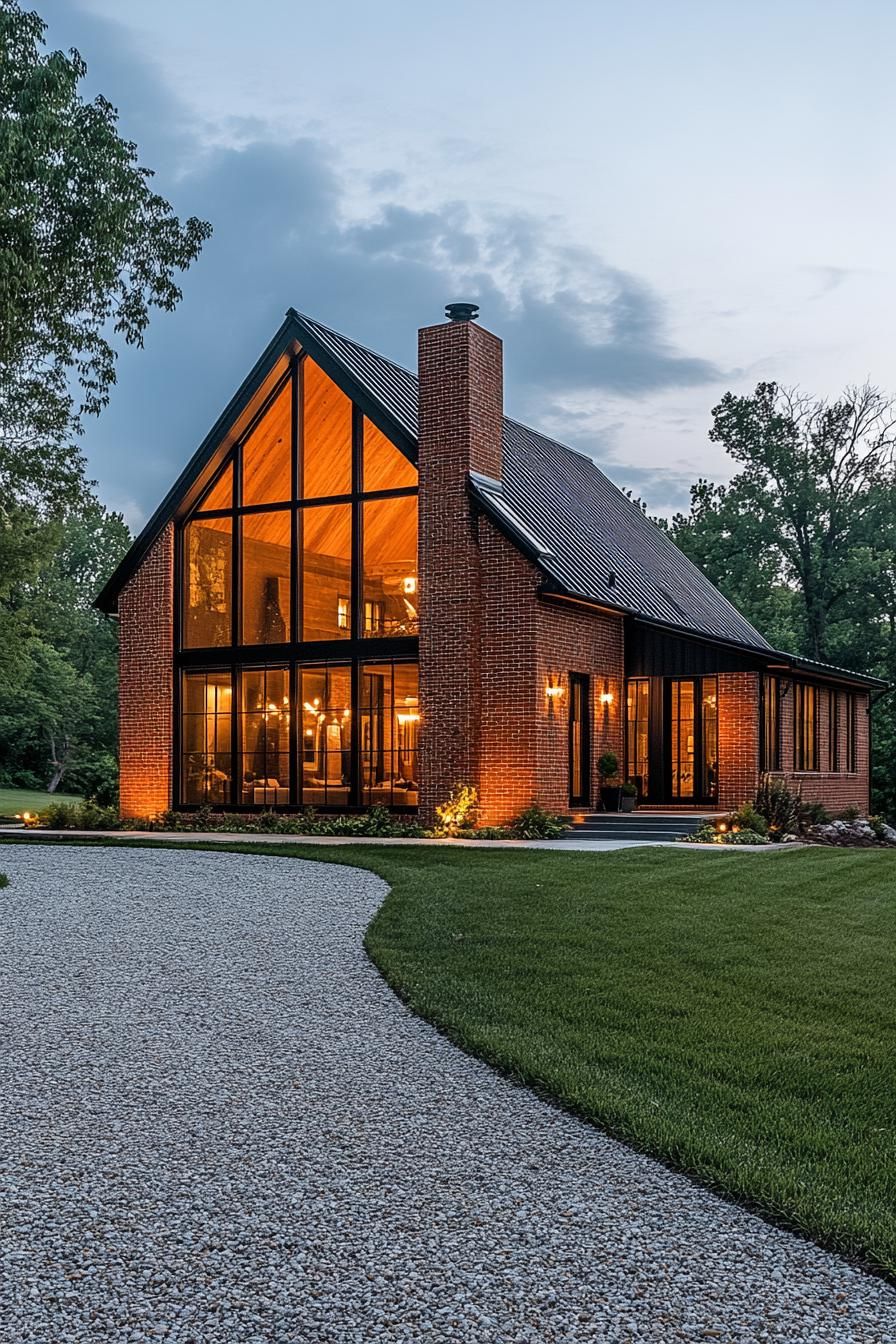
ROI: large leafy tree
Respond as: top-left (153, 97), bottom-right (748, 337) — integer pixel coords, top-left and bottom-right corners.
top-left (670, 381), bottom-right (896, 816)
top-left (0, 0), bottom-right (210, 590)
top-left (0, 1), bottom-right (209, 794)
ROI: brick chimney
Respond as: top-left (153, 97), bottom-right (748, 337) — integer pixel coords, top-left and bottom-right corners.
top-left (417, 303), bottom-right (504, 823)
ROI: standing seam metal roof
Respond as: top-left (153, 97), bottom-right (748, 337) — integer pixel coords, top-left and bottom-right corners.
top-left (294, 312), bottom-right (772, 651)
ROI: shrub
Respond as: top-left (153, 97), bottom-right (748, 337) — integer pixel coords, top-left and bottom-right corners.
top-left (37, 800), bottom-right (119, 830)
top-left (36, 802), bottom-right (426, 839)
top-left (731, 802), bottom-right (769, 836)
top-left (597, 751), bottom-right (619, 781)
top-left (839, 804), bottom-right (861, 822)
top-left (800, 800), bottom-right (832, 829)
top-left (68, 752), bottom-right (119, 808)
top-left (754, 774), bottom-right (801, 836)
top-left (680, 824), bottom-right (719, 844)
top-left (472, 825), bottom-right (513, 840)
top-left (723, 828), bottom-right (771, 845)
top-left (621, 781), bottom-right (638, 798)
top-left (507, 804), bottom-right (569, 840)
top-left (434, 783), bottom-right (479, 836)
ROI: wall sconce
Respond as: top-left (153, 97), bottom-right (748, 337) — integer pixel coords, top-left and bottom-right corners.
top-left (546, 680), bottom-right (564, 715)
top-left (599, 691), bottom-right (614, 706)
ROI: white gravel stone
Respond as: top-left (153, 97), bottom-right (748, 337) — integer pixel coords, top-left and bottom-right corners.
top-left (0, 843), bottom-right (894, 1343)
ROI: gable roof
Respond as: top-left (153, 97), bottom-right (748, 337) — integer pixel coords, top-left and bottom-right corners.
top-left (95, 309), bottom-right (887, 688)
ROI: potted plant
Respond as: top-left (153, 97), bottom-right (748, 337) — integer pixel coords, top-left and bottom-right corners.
top-left (598, 751), bottom-right (622, 812)
top-left (620, 780), bottom-right (638, 813)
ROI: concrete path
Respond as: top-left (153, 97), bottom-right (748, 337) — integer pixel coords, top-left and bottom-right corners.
top-left (0, 826), bottom-right (788, 852)
top-left (0, 844), bottom-right (889, 1342)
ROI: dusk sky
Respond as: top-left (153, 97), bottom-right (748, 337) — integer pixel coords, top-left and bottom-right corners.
top-left (43, 0), bottom-right (896, 528)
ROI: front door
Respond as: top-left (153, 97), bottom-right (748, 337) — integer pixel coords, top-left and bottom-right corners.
top-left (666, 677), bottom-right (718, 804)
top-left (569, 673), bottom-right (591, 806)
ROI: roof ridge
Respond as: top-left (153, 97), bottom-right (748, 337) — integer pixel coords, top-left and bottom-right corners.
top-left (292, 309), bottom-right (418, 381)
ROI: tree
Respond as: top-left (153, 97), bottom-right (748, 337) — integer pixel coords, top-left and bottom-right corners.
top-left (669, 380), bottom-right (896, 817)
top-left (0, 498), bottom-right (130, 793)
top-left (0, 1), bottom-right (209, 798)
top-left (0, 0), bottom-right (210, 593)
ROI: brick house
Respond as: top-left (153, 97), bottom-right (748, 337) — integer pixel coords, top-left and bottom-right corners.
top-left (97, 304), bottom-right (885, 824)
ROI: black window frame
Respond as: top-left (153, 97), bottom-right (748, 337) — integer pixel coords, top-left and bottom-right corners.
top-left (173, 351), bottom-right (420, 812)
top-left (794, 681), bottom-right (819, 772)
top-left (829, 690), bottom-right (840, 773)
top-left (760, 674), bottom-right (781, 772)
top-left (845, 692), bottom-right (857, 773)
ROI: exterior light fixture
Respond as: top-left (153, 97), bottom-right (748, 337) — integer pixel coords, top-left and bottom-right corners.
top-left (599, 691), bottom-right (614, 706)
top-left (545, 683), bottom-right (564, 700)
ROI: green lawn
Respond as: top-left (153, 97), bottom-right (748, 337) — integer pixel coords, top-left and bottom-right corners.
top-left (0, 786), bottom-right (81, 820)
top-left (2, 837), bottom-right (894, 1275)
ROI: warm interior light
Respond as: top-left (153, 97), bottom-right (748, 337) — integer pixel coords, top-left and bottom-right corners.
top-left (397, 711), bottom-right (421, 725)
top-left (402, 575), bottom-right (417, 595)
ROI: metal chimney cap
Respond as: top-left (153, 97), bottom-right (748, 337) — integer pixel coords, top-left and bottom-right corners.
top-left (445, 301), bottom-right (479, 323)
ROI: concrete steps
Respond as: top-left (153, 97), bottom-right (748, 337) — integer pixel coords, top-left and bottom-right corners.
top-left (569, 811), bottom-right (714, 842)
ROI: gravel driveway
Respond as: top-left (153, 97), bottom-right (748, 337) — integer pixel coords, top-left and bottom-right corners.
top-left (1, 844), bottom-right (894, 1343)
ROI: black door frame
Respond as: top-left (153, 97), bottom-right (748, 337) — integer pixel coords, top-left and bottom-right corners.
top-left (663, 675), bottom-right (718, 806)
top-left (568, 672), bottom-right (591, 807)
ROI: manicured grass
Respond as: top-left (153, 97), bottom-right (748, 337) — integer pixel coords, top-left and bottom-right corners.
top-left (0, 786), bottom-right (81, 820)
top-left (2, 837), bottom-right (894, 1275)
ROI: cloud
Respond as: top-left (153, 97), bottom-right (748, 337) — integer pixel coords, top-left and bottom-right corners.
top-left (42, 0), bottom-right (725, 527)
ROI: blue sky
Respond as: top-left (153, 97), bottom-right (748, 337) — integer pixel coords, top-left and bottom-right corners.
top-left (42, 0), bottom-right (896, 525)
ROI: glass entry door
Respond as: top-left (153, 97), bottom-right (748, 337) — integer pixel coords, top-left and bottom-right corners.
top-left (667, 677), bottom-right (718, 804)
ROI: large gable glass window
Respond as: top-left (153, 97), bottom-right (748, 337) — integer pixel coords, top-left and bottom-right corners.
top-left (177, 353), bottom-right (419, 810)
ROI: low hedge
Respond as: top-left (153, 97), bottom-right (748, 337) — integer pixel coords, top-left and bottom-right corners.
top-left (29, 799), bottom-right (569, 842)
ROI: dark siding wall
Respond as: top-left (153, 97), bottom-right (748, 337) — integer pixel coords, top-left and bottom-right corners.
top-left (626, 623), bottom-right (764, 678)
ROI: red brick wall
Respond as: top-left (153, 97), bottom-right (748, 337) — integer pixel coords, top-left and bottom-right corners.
top-left (718, 672), bottom-right (760, 810)
top-left (716, 674), bottom-right (871, 813)
top-left (417, 318), bottom-right (503, 822)
top-left (416, 315), bottom-right (626, 826)
top-left (534, 599), bottom-right (624, 816)
top-left (478, 523), bottom-right (625, 824)
top-left (773, 683), bottom-right (870, 812)
top-left (118, 525), bottom-right (174, 818)
top-left (478, 519), bottom-right (539, 821)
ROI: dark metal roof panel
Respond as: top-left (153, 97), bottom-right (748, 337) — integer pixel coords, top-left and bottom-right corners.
top-left (293, 312), bottom-right (419, 443)
top-left (289, 316), bottom-right (771, 650)
top-left (494, 418), bottom-right (773, 650)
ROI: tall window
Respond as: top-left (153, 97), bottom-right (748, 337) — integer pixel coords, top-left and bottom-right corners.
top-left (760, 675), bottom-right (780, 772)
top-left (360, 662), bottom-right (419, 808)
top-left (181, 672), bottom-right (233, 804)
top-left (845, 692), bottom-right (857, 772)
top-left (625, 679), bottom-right (649, 797)
top-left (794, 683), bottom-right (818, 771)
top-left (240, 668), bottom-right (290, 806)
top-left (829, 691), bottom-right (840, 772)
top-left (178, 354), bottom-right (420, 810)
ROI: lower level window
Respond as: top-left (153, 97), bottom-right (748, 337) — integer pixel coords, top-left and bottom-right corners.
top-left (361, 662), bottom-right (419, 808)
top-left (794, 682), bottom-right (818, 771)
top-left (181, 671), bottom-right (233, 804)
top-left (179, 660), bottom-right (419, 808)
top-left (625, 679), bottom-right (649, 797)
top-left (301, 665), bottom-right (351, 807)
